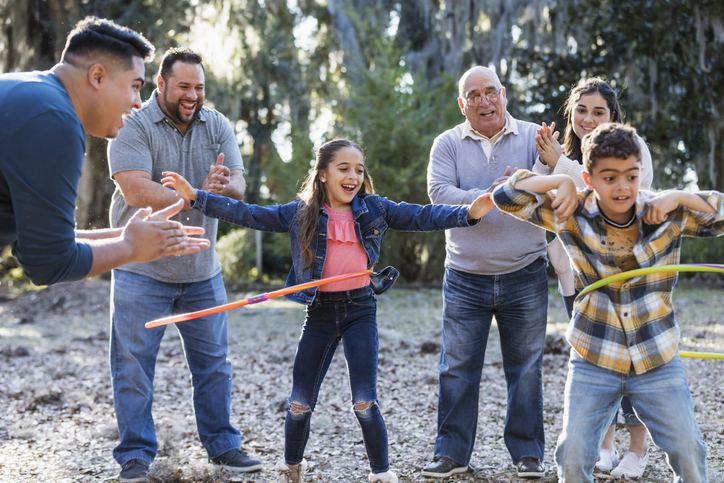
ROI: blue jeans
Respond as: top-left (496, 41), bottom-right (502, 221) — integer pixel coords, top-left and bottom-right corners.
top-left (555, 350), bottom-right (707, 482)
top-left (564, 291), bottom-right (642, 429)
top-left (618, 395), bottom-right (642, 426)
top-left (563, 293), bottom-right (577, 321)
top-left (110, 270), bottom-right (241, 465)
top-left (284, 286), bottom-right (389, 474)
top-left (434, 259), bottom-right (549, 465)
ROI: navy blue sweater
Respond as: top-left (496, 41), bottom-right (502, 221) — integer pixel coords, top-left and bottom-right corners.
top-left (0, 71), bottom-right (93, 285)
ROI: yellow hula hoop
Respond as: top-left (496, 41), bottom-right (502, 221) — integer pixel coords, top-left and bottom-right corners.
top-left (574, 264), bottom-right (724, 360)
top-left (679, 351), bottom-right (724, 360)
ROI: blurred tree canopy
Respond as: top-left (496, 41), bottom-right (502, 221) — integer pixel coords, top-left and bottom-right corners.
top-left (1, 0), bottom-right (723, 285)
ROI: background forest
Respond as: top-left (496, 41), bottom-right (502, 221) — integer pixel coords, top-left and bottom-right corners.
top-left (1, 0), bottom-right (723, 288)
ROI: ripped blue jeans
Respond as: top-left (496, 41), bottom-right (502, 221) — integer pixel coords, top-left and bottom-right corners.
top-left (284, 286), bottom-right (389, 473)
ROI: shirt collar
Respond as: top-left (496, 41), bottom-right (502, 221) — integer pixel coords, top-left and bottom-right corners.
top-left (318, 194), bottom-right (370, 219)
top-left (460, 113), bottom-right (517, 142)
top-left (581, 189), bottom-right (649, 221)
top-left (147, 89), bottom-right (207, 125)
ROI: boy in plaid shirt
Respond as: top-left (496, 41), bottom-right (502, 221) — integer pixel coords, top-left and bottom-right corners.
top-left (493, 123), bottom-right (721, 482)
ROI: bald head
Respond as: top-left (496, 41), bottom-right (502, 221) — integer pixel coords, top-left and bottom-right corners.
top-left (457, 66), bottom-right (508, 138)
top-left (458, 66), bottom-right (501, 98)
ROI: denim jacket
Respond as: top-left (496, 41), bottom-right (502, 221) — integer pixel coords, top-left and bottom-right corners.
top-left (192, 191), bottom-right (479, 305)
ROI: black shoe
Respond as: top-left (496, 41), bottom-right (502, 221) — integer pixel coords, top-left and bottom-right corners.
top-left (421, 456), bottom-right (469, 478)
top-left (210, 448), bottom-right (263, 473)
top-left (119, 459), bottom-right (149, 483)
top-left (516, 457), bottom-right (545, 478)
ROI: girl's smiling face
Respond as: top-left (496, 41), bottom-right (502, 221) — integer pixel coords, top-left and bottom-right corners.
top-left (320, 146), bottom-right (366, 211)
top-left (572, 92), bottom-right (614, 141)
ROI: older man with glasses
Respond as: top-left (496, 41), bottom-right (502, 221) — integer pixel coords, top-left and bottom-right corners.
top-left (422, 66), bottom-right (549, 479)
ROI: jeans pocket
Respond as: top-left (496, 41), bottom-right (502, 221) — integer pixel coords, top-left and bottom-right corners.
top-left (349, 295), bottom-right (376, 308)
top-left (349, 300), bottom-right (376, 309)
top-left (523, 257), bottom-right (547, 275)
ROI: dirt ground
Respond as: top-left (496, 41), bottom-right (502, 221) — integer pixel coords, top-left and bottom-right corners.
top-left (1, 278), bottom-right (723, 483)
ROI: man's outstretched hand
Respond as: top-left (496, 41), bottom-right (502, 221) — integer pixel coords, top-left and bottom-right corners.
top-left (124, 199), bottom-right (210, 262)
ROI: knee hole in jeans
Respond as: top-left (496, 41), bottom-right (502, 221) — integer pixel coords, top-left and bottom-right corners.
top-left (353, 400), bottom-right (377, 416)
top-left (289, 401), bottom-right (310, 415)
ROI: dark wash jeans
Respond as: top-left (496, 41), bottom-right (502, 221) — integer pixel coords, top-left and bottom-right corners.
top-left (434, 258), bottom-right (549, 466)
top-left (284, 286), bottom-right (389, 473)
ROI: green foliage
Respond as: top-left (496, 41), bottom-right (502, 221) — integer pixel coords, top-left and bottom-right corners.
top-left (0, 248), bottom-right (45, 296)
top-left (333, 36), bottom-right (462, 282)
top-left (6, 0), bottom-right (722, 284)
top-left (215, 229), bottom-right (254, 283)
top-left (216, 228), bottom-right (291, 286)
top-left (680, 237), bottom-right (724, 266)
top-left (513, 0), bottom-right (724, 191)
top-left (263, 121), bottom-right (315, 204)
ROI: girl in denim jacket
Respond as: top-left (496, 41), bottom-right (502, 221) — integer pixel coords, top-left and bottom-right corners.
top-left (162, 138), bottom-right (493, 483)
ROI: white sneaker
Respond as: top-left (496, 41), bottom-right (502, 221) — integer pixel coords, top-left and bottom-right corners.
top-left (369, 470), bottom-right (398, 483)
top-left (611, 451), bottom-right (649, 479)
top-left (595, 448), bottom-right (620, 472)
top-left (275, 458), bottom-right (308, 483)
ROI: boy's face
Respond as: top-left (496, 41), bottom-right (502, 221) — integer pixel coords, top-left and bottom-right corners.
top-left (582, 155), bottom-right (642, 224)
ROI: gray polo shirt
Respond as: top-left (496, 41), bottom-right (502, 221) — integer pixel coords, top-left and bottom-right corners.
top-left (108, 90), bottom-right (244, 283)
top-left (427, 114), bottom-right (547, 275)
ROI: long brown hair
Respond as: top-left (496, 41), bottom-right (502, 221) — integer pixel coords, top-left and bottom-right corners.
top-left (563, 78), bottom-right (624, 163)
top-left (296, 139), bottom-right (375, 270)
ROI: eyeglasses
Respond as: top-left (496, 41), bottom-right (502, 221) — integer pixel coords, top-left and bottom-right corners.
top-left (463, 89), bottom-right (502, 106)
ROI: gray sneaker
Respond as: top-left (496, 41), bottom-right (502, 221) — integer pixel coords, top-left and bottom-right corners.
top-left (210, 448), bottom-right (263, 473)
top-left (119, 459), bottom-right (149, 483)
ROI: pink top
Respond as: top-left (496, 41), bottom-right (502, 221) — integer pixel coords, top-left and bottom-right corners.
top-left (318, 205), bottom-right (370, 292)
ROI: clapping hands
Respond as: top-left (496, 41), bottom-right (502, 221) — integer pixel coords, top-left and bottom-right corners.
top-left (536, 122), bottom-right (563, 167)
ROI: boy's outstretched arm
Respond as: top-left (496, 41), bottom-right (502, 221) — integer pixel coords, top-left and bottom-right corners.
top-left (644, 190), bottom-right (716, 224)
top-left (467, 192), bottom-right (495, 220)
top-left (162, 171), bottom-right (198, 201)
top-left (513, 174), bottom-right (578, 221)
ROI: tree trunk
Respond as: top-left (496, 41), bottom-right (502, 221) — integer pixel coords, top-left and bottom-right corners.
top-left (0, 0), bottom-right (67, 72)
top-left (76, 137), bottom-right (114, 229)
top-left (327, 0), bottom-right (366, 85)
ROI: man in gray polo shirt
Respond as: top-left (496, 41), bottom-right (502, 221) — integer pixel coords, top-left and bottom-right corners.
top-left (108, 48), bottom-right (261, 482)
top-left (422, 66), bottom-right (548, 479)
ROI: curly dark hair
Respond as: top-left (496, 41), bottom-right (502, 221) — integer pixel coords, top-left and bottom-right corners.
top-left (582, 123), bottom-right (641, 172)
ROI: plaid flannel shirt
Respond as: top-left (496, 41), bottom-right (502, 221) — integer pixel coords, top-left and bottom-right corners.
top-left (493, 169), bottom-right (724, 374)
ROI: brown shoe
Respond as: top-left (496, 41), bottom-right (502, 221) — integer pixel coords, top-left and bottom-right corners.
top-left (275, 458), bottom-right (307, 483)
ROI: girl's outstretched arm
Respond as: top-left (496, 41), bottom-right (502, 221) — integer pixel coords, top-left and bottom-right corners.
top-left (161, 171), bottom-right (198, 201)
top-left (467, 192), bottom-right (495, 220)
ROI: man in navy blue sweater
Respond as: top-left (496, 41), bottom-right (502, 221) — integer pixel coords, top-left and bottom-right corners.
top-left (0, 16), bottom-right (208, 287)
